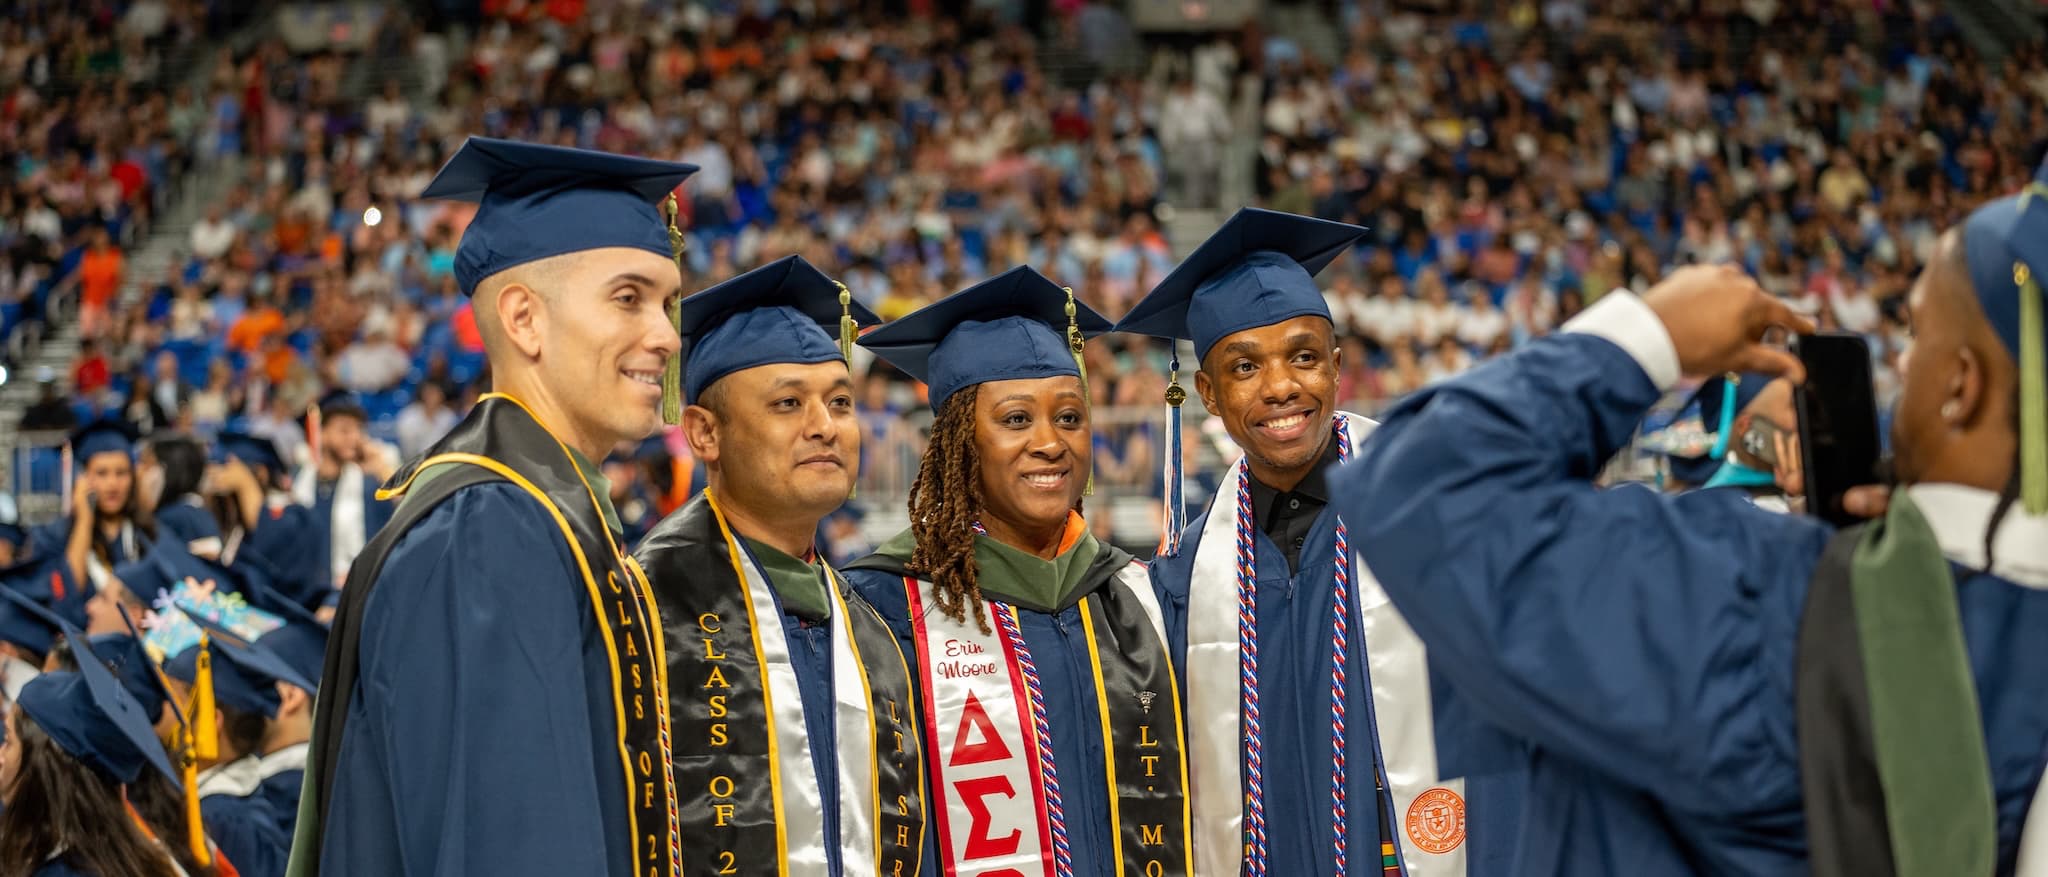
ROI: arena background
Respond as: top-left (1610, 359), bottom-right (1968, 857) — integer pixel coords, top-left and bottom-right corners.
top-left (0, 0), bottom-right (2044, 559)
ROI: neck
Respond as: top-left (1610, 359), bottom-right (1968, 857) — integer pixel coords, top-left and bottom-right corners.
top-left (712, 483), bottom-right (818, 560)
top-left (260, 720), bottom-right (309, 756)
top-left (981, 514), bottom-right (1067, 560)
top-left (492, 376), bottom-right (613, 463)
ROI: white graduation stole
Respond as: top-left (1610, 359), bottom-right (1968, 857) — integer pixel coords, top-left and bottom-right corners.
top-left (1183, 411), bottom-right (1468, 876)
top-left (728, 541), bottom-right (887, 874)
top-left (904, 565), bottom-right (1167, 877)
top-left (330, 463), bottom-right (367, 587)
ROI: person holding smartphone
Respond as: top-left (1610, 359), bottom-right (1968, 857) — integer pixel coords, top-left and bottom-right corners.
top-left (1323, 159), bottom-right (2048, 875)
top-left (1681, 371), bottom-right (1803, 511)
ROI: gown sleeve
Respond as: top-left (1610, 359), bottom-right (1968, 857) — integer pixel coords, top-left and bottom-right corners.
top-left (1327, 294), bottom-right (1834, 819)
top-left (203, 794), bottom-right (292, 877)
top-left (343, 484), bottom-right (614, 875)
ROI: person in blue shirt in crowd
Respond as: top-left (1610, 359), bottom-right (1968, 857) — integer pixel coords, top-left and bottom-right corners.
top-left (1122, 208), bottom-right (1510, 877)
top-left (635, 254), bottom-right (925, 875)
top-left (845, 267), bottom-right (1188, 877)
top-left (292, 137), bottom-right (695, 877)
top-left (1327, 163), bottom-right (2048, 874)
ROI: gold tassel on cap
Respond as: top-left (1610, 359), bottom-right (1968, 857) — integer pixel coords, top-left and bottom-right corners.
top-left (2016, 261), bottom-right (2045, 515)
top-left (1064, 286), bottom-right (1094, 497)
top-left (661, 194), bottom-right (689, 425)
top-left (835, 279), bottom-right (859, 501)
top-left (180, 725), bottom-right (209, 865)
top-left (191, 632), bottom-right (218, 762)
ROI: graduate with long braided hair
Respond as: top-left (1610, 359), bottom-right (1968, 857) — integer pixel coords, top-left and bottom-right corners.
top-left (844, 267), bottom-right (1192, 877)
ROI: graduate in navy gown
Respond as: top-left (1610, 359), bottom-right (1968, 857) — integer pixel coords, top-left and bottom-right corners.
top-left (290, 137), bottom-right (696, 877)
top-left (30, 422), bottom-right (151, 596)
top-left (290, 392), bottom-right (395, 593)
top-left (84, 624), bottom-right (233, 877)
top-left (207, 432), bottom-right (326, 613)
top-left (0, 621), bottom-right (190, 876)
top-left (845, 267), bottom-right (1190, 877)
top-left (138, 433), bottom-right (227, 556)
top-left (1120, 208), bottom-right (1508, 877)
top-left (1326, 165), bottom-right (2048, 875)
top-left (633, 255), bottom-right (926, 875)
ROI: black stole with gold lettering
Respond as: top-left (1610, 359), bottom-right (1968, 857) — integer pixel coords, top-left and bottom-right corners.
top-left (303, 394), bottom-right (679, 877)
top-left (638, 492), bottom-right (925, 876)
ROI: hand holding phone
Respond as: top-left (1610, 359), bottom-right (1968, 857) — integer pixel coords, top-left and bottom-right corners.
top-left (1793, 333), bottom-right (1883, 527)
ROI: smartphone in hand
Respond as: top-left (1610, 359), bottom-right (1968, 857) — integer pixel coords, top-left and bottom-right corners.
top-left (1792, 333), bottom-right (1883, 528)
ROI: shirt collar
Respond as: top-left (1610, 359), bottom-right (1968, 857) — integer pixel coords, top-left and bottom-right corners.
top-left (1904, 483), bottom-right (2048, 588)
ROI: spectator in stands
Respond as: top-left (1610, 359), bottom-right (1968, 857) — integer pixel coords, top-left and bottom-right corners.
top-left (71, 339), bottom-right (111, 400)
top-left (21, 373), bottom-right (77, 433)
top-left (393, 379), bottom-right (456, 461)
top-left (190, 204), bottom-right (236, 260)
top-left (75, 227), bottom-right (123, 339)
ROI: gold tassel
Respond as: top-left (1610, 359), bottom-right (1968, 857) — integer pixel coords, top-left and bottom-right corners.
top-left (1064, 286), bottom-right (1093, 497)
top-left (661, 194), bottom-right (688, 425)
top-left (191, 633), bottom-right (217, 762)
top-left (2016, 261), bottom-right (2046, 515)
top-left (180, 725), bottom-right (210, 866)
top-left (835, 279), bottom-right (859, 501)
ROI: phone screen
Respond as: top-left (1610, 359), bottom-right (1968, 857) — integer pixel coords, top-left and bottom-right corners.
top-left (1793, 332), bottom-right (1882, 528)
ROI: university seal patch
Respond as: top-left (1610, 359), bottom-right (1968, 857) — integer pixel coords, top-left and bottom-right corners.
top-left (1404, 786), bottom-right (1466, 854)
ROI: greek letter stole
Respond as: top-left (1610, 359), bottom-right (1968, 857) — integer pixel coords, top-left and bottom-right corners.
top-left (639, 490), bottom-right (925, 877)
top-left (296, 393), bottom-right (681, 877)
top-left (906, 561), bottom-right (1191, 877)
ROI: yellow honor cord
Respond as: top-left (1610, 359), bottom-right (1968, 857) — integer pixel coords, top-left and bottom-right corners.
top-left (661, 193), bottom-right (688, 426)
top-left (2017, 262), bottom-right (2046, 514)
top-left (180, 725), bottom-right (210, 866)
top-left (1064, 286), bottom-right (1093, 497)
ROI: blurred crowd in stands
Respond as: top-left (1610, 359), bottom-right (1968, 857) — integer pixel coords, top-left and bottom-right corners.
top-left (3, 0), bottom-right (2047, 533)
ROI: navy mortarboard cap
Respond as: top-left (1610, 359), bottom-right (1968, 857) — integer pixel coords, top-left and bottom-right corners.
top-left (422, 136), bottom-right (698, 297)
top-left (212, 430), bottom-right (286, 475)
top-left (1115, 208), bottom-right (1367, 362)
top-left (69, 419), bottom-right (140, 467)
top-left (113, 552), bottom-right (177, 606)
top-left (12, 624), bottom-right (178, 785)
top-left (858, 266), bottom-right (1113, 411)
top-left (88, 633), bottom-right (168, 722)
top-left (1962, 158), bottom-right (2048, 513)
top-left (169, 607), bottom-right (316, 716)
top-left (0, 579), bottom-right (64, 659)
top-left (679, 255), bottom-right (881, 406)
top-left (316, 389), bottom-right (367, 423)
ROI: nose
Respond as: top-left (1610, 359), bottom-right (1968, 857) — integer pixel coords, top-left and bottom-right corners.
top-left (804, 398), bottom-right (841, 444)
top-left (646, 301), bottom-right (680, 361)
top-left (1257, 364), bottom-right (1303, 406)
top-left (1027, 417), bottom-right (1066, 460)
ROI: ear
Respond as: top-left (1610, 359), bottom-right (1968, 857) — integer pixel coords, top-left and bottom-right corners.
top-left (682, 404), bottom-right (720, 467)
top-left (495, 282), bottom-right (545, 360)
top-left (276, 682), bottom-right (310, 716)
top-left (1330, 342), bottom-right (1343, 372)
top-left (1194, 366), bottom-right (1221, 417)
top-left (1952, 343), bottom-right (1989, 430)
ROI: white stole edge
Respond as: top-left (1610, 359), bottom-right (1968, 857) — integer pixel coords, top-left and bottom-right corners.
top-left (734, 543), bottom-right (831, 874)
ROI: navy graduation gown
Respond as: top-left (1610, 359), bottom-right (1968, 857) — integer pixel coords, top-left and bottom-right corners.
top-left (845, 561), bottom-right (1118, 877)
top-left (1148, 501), bottom-right (1523, 876)
top-left (153, 498), bottom-right (219, 548)
top-left (318, 483), bottom-right (635, 876)
top-left (257, 768), bottom-right (305, 841)
top-left (1326, 308), bottom-right (2048, 873)
top-left (239, 503), bottom-right (329, 611)
top-left (204, 791), bottom-right (291, 877)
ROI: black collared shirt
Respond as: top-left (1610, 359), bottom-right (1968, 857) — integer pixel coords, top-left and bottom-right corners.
top-left (1246, 435), bottom-right (1344, 573)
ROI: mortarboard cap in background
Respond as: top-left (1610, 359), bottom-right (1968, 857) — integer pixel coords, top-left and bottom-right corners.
top-left (68, 419), bottom-right (140, 468)
top-left (422, 136), bottom-right (698, 297)
top-left (315, 389), bottom-right (367, 424)
top-left (1115, 207), bottom-right (1367, 362)
top-left (679, 255), bottom-right (880, 405)
top-left (0, 578), bottom-right (66, 668)
top-left (858, 266), bottom-right (1112, 411)
top-left (211, 430), bottom-right (287, 477)
top-left (166, 606), bottom-right (317, 717)
top-left (87, 633), bottom-right (169, 723)
top-left (10, 610), bottom-right (178, 785)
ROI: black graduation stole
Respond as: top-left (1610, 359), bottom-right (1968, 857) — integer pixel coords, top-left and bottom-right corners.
top-left (637, 490), bottom-right (925, 877)
top-left (300, 394), bottom-right (680, 877)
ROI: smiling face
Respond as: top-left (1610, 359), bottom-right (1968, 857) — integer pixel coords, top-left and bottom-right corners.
top-left (971, 375), bottom-right (1090, 546)
top-left (514, 247), bottom-right (683, 450)
top-left (687, 360), bottom-right (861, 526)
top-left (1196, 314), bottom-right (1341, 491)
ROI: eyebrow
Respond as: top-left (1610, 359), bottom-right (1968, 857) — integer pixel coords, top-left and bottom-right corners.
top-left (1285, 333), bottom-right (1320, 350)
top-left (606, 272), bottom-right (664, 291)
top-left (771, 375), bottom-right (856, 392)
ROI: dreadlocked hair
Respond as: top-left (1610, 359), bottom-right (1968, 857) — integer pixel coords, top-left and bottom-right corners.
top-left (909, 386), bottom-right (989, 632)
